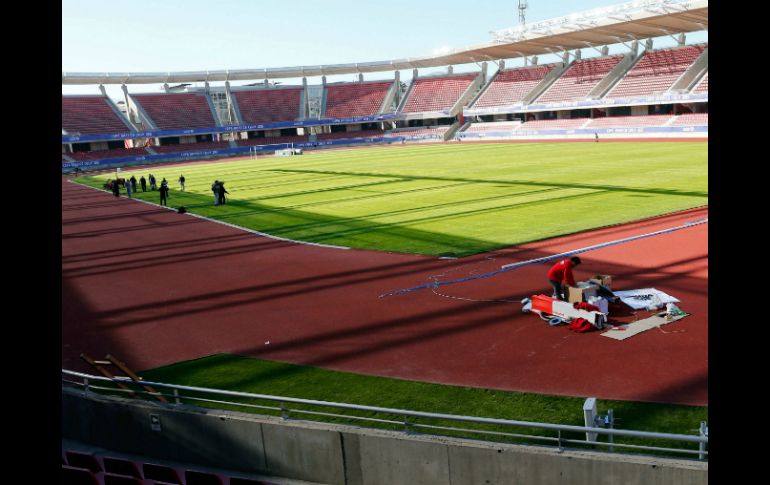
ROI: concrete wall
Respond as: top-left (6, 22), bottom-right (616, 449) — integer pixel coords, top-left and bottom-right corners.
top-left (62, 389), bottom-right (707, 485)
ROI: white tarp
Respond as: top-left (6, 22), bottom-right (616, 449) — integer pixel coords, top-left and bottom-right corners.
top-left (613, 288), bottom-right (680, 310)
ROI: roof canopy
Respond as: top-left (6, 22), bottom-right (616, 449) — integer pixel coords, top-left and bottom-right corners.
top-left (62, 0), bottom-right (707, 85)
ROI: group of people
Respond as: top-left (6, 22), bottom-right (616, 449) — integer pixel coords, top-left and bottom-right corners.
top-left (108, 172), bottom-right (229, 208)
top-left (211, 180), bottom-right (229, 206)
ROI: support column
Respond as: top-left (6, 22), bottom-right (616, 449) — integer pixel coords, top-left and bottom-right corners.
top-left (224, 81), bottom-right (233, 125)
top-left (644, 39), bottom-right (653, 51)
top-left (98, 84), bottom-right (107, 96)
top-left (600, 46), bottom-right (609, 56)
top-left (394, 71), bottom-right (401, 107)
top-left (358, 73), bottom-right (363, 82)
top-left (302, 77), bottom-right (309, 119)
top-left (481, 62), bottom-right (488, 84)
top-left (163, 83), bottom-right (170, 93)
top-left (447, 65), bottom-right (453, 75)
top-left (121, 84), bottom-right (133, 125)
top-left (204, 81), bottom-right (210, 94)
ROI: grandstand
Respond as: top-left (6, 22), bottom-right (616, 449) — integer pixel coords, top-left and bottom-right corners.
top-left (62, 95), bottom-right (133, 135)
top-left (605, 44), bottom-right (707, 98)
top-left (472, 63), bottom-right (558, 108)
top-left (400, 73), bottom-right (478, 113)
top-left (232, 86), bottom-right (303, 124)
top-left (324, 81), bottom-right (394, 118)
top-left (131, 92), bottom-right (218, 130)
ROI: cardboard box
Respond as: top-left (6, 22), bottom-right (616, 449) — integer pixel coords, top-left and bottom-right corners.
top-left (589, 274), bottom-right (612, 289)
top-left (566, 284), bottom-right (598, 303)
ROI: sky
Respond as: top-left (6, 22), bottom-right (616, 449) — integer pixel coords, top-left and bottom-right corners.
top-left (62, 0), bottom-right (707, 100)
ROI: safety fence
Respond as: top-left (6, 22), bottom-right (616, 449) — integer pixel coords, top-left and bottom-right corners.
top-left (62, 369), bottom-right (707, 461)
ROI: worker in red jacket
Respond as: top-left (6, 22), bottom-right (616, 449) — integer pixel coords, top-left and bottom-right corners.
top-left (547, 256), bottom-right (581, 301)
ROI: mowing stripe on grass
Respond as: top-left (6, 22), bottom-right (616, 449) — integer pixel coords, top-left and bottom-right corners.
top-left (379, 214), bottom-right (708, 298)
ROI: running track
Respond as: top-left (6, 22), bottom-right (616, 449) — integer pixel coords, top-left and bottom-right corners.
top-left (62, 175), bottom-right (707, 406)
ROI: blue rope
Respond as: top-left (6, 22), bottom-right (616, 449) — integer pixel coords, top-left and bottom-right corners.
top-left (379, 217), bottom-right (708, 298)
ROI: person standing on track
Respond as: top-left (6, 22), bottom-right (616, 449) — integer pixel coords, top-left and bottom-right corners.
top-left (547, 256), bottom-right (581, 301)
top-left (178, 174), bottom-right (186, 192)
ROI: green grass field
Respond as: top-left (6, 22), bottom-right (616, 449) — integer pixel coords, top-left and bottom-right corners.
top-left (75, 142), bottom-right (708, 257)
top-left (72, 142), bottom-right (708, 451)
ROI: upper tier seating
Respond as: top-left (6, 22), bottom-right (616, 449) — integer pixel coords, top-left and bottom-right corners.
top-left (132, 93), bottom-right (216, 130)
top-left (233, 88), bottom-right (302, 124)
top-left (62, 96), bottom-right (132, 135)
top-left (606, 44), bottom-right (707, 98)
top-left (473, 64), bottom-right (557, 108)
top-left (402, 74), bottom-right (476, 113)
top-left (535, 55), bottom-right (624, 103)
top-left (324, 82), bottom-right (393, 118)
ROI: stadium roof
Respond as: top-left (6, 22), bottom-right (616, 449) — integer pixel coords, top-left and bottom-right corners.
top-left (62, 0), bottom-right (707, 85)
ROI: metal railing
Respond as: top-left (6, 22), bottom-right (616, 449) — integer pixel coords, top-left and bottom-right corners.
top-left (62, 369), bottom-right (707, 460)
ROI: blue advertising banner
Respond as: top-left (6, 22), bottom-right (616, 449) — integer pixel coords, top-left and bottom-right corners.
top-left (62, 136), bottom-right (408, 170)
top-left (463, 93), bottom-right (708, 116)
top-left (456, 125), bottom-right (707, 138)
top-left (62, 113), bottom-right (402, 144)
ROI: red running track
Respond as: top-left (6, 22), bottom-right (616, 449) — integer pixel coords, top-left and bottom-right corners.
top-left (62, 176), bottom-right (707, 406)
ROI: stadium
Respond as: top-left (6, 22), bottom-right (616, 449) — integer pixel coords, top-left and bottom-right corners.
top-left (62, 1), bottom-right (708, 483)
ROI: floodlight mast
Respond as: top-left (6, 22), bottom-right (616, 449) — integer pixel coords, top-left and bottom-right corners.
top-left (518, 0), bottom-right (528, 26)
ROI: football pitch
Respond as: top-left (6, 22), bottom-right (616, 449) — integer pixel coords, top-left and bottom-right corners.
top-left (75, 142), bottom-right (708, 257)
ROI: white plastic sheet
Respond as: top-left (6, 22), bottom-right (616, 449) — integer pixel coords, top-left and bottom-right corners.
top-left (613, 288), bottom-right (680, 310)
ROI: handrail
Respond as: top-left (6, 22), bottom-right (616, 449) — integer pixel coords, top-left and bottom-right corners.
top-left (62, 369), bottom-right (707, 457)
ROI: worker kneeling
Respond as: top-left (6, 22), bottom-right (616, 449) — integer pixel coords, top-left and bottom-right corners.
top-left (547, 256), bottom-right (581, 301)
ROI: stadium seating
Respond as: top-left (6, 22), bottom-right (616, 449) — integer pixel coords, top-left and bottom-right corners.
top-left (184, 469), bottom-right (225, 485)
top-left (63, 96), bottom-right (132, 135)
top-left (517, 118), bottom-right (591, 129)
top-left (61, 465), bottom-right (100, 485)
top-left (101, 473), bottom-right (143, 485)
top-left (65, 147), bottom-right (150, 162)
top-left (63, 449), bottom-right (282, 485)
top-left (132, 93), bottom-right (217, 130)
top-left (233, 87), bottom-right (303, 124)
top-left (669, 113), bottom-right (708, 126)
top-left (583, 115), bottom-right (673, 128)
top-left (401, 74), bottom-right (477, 113)
top-left (142, 463), bottom-right (183, 483)
top-left (472, 64), bottom-right (557, 108)
top-left (236, 135), bottom-right (307, 146)
top-left (152, 141), bottom-right (231, 153)
top-left (324, 81), bottom-right (393, 118)
top-left (316, 129), bottom-right (386, 140)
top-left (463, 121), bottom-right (522, 133)
top-left (66, 450), bottom-right (103, 473)
top-left (606, 44), bottom-right (707, 98)
top-left (103, 456), bottom-right (143, 479)
top-left (692, 74), bottom-right (708, 93)
top-left (389, 126), bottom-right (450, 137)
top-left (535, 55), bottom-right (624, 103)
